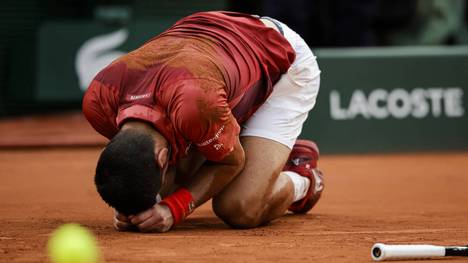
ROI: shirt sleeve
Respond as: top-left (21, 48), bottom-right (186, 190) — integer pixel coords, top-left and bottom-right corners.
top-left (82, 79), bottom-right (119, 140)
top-left (170, 78), bottom-right (240, 161)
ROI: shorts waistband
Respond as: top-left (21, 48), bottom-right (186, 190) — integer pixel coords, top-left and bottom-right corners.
top-left (252, 15), bottom-right (284, 35)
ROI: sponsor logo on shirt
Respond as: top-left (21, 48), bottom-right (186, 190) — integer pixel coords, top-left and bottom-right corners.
top-left (127, 93), bottom-right (151, 101)
top-left (196, 125), bottom-right (225, 147)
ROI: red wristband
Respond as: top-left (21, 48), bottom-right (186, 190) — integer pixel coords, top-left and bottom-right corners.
top-left (159, 188), bottom-right (195, 225)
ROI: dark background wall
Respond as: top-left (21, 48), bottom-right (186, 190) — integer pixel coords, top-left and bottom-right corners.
top-left (1, 0), bottom-right (467, 153)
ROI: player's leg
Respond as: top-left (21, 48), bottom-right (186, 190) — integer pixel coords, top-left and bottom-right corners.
top-left (212, 136), bottom-right (295, 228)
top-left (212, 118), bottom-right (322, 228)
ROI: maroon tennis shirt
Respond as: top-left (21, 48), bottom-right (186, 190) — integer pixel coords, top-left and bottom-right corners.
top-left (82, 11), bottom-right (295, 163)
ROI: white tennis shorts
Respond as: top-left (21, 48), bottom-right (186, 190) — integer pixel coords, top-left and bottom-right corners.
top-left (240, 19), bottom-right (321, 149)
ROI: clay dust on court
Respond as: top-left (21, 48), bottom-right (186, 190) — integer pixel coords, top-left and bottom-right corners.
top-left (1, 112), bottom-right (467, 262)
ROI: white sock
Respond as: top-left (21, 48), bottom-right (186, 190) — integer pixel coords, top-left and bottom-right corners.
top-left (283, 171), bottom-right (310, 202)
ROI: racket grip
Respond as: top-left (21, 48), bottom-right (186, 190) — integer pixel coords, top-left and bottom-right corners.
top-left (371, 243), bottom-right (445, 261)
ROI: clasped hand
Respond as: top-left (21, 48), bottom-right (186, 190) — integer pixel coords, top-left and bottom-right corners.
top-left (113, 204), bottom-right (174, 233)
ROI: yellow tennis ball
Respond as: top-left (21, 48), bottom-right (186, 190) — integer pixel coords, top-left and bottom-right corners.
top-left (48, 223), bottom-right (100, 263)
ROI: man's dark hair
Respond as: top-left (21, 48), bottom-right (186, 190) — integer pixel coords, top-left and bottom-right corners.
top-left (95, 129), bottom-right (161, 215)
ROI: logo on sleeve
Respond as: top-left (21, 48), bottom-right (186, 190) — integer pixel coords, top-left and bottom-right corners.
top-left (213, 143), bottom-right (223, 150)
top-left (196, 125), bottom-right (225, 147)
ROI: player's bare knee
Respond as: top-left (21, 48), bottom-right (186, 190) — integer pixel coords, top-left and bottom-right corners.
top-left (213, 195), bottom-right (263, 229)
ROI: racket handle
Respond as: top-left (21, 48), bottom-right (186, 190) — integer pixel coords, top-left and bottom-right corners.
top-left (371, 243), bottom-right (445, 261)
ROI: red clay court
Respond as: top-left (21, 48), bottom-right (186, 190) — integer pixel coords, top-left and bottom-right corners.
top-left (0, 112), bottom-right (467, 262)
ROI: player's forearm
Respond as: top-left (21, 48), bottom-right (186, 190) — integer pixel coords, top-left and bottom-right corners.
top-left (187, 159), bottom-right (245, 207)
top-left (183, 137), bottom-right (246, 207)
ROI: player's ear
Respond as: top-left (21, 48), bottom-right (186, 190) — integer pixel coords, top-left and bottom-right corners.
top-left (156, 147), bottom-right (169, 169)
